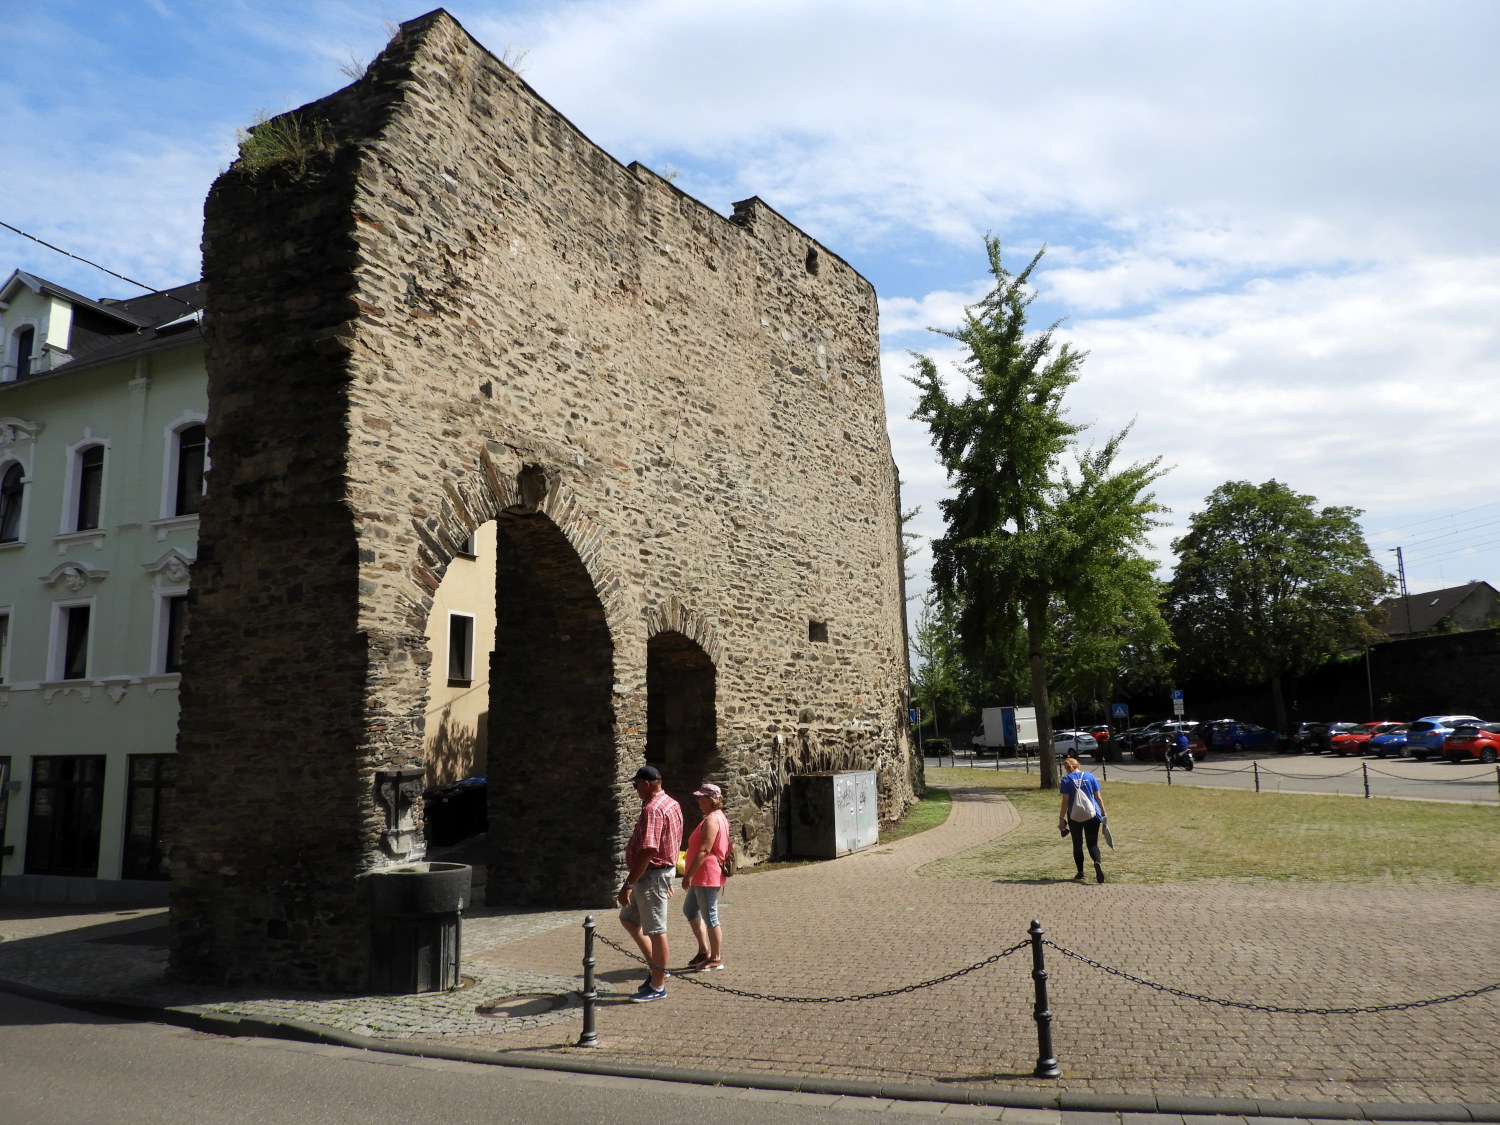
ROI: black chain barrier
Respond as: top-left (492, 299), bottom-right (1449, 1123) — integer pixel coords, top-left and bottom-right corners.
top-left (1042, 938), bottom-right (1500, 1015)
top-left (576, 915), bottom-right (1500, 1074)
top-left (593, 926), bottom-right (1028, 1003)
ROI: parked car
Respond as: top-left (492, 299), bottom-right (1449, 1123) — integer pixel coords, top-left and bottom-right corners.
top-left (1086, 725), bottom-right (1112, 744)
top-left (1288, 722), bottom-right (1330, 753)
top-left (1368, 725), bottom-right (1411, 758)
top-left (1442, 722), bottom-right (1500, 764)
top-left (1328, 721), bottom-right (1405, 756)
top-left (1406, 715), bottom-right (1485, 761)
top-left (1135, 729), bottom-right (1208, 762)
top-left (1053, 730), bottom-right (1099, 758)
top-left (1207, 721), bottom-right (1278, 752)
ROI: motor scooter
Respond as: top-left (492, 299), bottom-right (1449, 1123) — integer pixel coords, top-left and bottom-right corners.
top-left (1164, 737), bottom-right (1196, 771)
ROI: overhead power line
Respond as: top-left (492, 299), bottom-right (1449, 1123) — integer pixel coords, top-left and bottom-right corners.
top-left (1, 218), bottom-right (164, 296)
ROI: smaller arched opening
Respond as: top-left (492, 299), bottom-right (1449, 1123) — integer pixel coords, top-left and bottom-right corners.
top-left (646, 630), bottom-right (719, 836)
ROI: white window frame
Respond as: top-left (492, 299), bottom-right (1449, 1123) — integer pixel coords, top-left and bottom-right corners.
top-left (60, 432), bottom-right (109, 536)
top-left (159, 412), bottom-right (208, 520)
top-left (447, 612), bottom-right (476, 684)
top-left (49, 597), bottom-right (95, 682)
top-left (0, 456), bottom-right (28, 546)
top-left (151, 588), bottom-right (189, 674)
top-left (3, 321), bottom-right (39, 383)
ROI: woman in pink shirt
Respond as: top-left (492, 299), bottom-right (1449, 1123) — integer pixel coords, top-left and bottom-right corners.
top-left (680, 782), bottom-right (730, 971)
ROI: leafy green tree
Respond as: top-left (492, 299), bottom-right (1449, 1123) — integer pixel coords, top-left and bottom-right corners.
top-left (910, 238), bottom-right (1168, 787)
top-left (1166, 479), bottom-right (1393, 733)
top-left (909, 593), bottom-right (976, 737)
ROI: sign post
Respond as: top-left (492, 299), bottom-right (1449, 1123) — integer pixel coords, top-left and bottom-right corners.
top-left (1171, 688), bottom-right (1184, 718)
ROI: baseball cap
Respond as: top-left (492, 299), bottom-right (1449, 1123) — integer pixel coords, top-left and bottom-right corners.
top-left (631, 765), bottom-right (662, 782)
top-left (692, 782), bottom-right (722, 799)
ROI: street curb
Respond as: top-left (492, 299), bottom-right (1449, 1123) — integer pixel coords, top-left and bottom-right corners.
top-left (3, 978), bottom-right (1499, 1120)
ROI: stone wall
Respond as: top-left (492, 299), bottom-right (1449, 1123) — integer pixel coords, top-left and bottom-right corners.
top-left (172, 9), bottom-right (916, 990)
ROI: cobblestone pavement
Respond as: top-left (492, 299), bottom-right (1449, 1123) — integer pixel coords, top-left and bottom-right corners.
top-left (2, 784), bottom-right (1498, 1115)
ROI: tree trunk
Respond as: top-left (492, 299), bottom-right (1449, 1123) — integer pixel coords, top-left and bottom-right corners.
top-left (1027, 600), bottom-right (1057, 789)
top-left (1269, 667), bottom-right (1288, 740)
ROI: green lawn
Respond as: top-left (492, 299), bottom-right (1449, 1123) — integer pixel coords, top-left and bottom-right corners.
top-left (881, 785), bottom-right (953, 844)
top-left (927, 765), bottom-right (1500, 884)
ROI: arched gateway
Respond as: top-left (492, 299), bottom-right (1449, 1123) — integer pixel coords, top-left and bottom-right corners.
top-left (170, 9), bottom-right (918, 991)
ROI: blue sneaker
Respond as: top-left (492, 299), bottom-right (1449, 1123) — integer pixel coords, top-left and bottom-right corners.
top-left (631, 984), bottom-right (667, 1003)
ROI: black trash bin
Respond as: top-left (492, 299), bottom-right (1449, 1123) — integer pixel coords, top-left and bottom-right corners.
top-left (366, 861), bottom-right (471, 994)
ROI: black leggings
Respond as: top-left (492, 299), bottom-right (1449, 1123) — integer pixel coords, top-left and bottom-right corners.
top-left (1069, 818), bottom-right (1102, 871)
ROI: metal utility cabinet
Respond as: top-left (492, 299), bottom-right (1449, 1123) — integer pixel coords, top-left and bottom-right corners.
top-left (788, 771), bottom-right (879, 858)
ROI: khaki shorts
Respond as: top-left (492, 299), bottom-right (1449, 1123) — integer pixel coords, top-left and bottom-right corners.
top-left (619, 865), bottom-right (674, 935)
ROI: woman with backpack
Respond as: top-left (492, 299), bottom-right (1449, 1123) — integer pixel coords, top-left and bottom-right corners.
top-left (1057, 756), bottom-right (1107, 884)
top-left (680, 782), bottom-right (731, 970)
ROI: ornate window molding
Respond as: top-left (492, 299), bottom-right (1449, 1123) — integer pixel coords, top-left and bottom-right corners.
top-left (142, 548), bottom-right (193, 586)
top-left (39, 562), bottom-right (108, 591)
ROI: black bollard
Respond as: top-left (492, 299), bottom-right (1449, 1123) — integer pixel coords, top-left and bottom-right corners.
top-left (1363, 762), bottom-right (1371, 799)
top-left (577, 915), bottom-right (599, 1047)
top-left (1029, 920), bottom-right (1061, 1079)
top-left (1253, 760), bottom-right (1260, 792)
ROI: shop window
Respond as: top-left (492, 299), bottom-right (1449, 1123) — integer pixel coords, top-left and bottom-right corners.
top-left (122, 755), bottom-right (175, 880)
top-left (25, 755), bottom-right (106, 877)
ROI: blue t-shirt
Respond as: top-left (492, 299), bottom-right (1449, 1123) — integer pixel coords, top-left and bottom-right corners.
top-left (1059, 770), bottom-right (1103, 819)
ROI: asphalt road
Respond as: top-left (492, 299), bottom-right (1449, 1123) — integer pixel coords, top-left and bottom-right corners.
top-left (926, 750), bottom-right (1500, 805)
top-left (0, 990), bottom-right (1003, 1125)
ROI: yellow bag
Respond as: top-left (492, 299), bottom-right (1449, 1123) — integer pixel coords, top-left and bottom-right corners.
top-left (676, 849), bottom-right (687, 877)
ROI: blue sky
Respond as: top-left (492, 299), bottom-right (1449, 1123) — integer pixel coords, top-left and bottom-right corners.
top-left (5, 0), bottom-right (1499, 604)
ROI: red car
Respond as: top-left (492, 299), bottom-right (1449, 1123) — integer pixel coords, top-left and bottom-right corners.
top-left (1087, 726), bottom-right (1112, 744)
top-left (1134, 731), bottom-right (1209, 762)
top-left (1328, 721), bottom-right (1405, 757)
top-left (1442, 722), bottom-right (1500, 764)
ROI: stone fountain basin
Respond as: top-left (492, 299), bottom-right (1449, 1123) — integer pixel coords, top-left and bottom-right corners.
top-left (366, 861), bottom-right (471, 915)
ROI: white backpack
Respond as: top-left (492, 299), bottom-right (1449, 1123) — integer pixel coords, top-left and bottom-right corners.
top-left (1068, 779), bottom-right (1097, 822)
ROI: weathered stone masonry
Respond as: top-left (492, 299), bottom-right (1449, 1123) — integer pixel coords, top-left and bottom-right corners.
top-left (171, 9), bottom-right (918, 990)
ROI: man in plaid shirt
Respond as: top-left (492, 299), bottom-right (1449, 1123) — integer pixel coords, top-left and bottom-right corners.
top-left (617, 764), bottom-right (683, 1002)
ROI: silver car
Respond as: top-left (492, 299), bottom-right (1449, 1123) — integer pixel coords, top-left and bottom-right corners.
top-left (1053, 730), bottom-right (1100, 758)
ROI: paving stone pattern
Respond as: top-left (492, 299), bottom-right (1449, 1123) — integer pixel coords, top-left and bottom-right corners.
top-left (410, 786), bottom-right (1500, 1106)
top-left (2, 785), bottom-right (1496, 1108)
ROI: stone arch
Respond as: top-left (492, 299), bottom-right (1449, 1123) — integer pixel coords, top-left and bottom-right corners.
top-left (645, 623), bottom-right (720, 835)
top-left (408, 452), bottom-right (627, 908)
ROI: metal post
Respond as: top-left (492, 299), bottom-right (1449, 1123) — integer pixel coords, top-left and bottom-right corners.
top-left (1166, 762), bottom-right (1172, 785)
top-left (1029, 920), bottom-right (1060, 1079)
top-left (1101, 762), bottom-right (1108, 782)
top-left (1494, 765), bottom-right (1499, 805)
top-left (1253, 760), bottom-right (1260, 793)
top-left (1363, 762), bottom-right (1371, 799)
top-left (577, 915), bottom-right (599, 1047)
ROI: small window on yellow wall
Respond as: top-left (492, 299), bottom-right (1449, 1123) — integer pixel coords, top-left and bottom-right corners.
top-left (447, 612), bottom-right (475, 685)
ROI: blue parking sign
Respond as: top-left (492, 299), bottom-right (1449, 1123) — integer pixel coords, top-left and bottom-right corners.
top-left (1110, 703), bottom-right (1128, 719)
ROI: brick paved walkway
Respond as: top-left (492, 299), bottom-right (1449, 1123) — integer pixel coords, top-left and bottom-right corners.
top-left (416, 784), bottom-right (1500, 1106)
top-left (1, 784), bottom-right (1496, 1110)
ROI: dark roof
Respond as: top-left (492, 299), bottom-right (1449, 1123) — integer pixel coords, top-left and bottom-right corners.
top-left (1378, 581), bottom-right (1498, 635)
top-left (0, 273), bottom-right (203, 389)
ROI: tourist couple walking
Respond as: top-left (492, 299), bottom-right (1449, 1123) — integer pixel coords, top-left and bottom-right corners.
top-left (617, 764), bottom-right (731, 1003)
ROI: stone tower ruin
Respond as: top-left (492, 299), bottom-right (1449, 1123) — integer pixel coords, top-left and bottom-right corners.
top-left (170, 9), bottom-right (917, 990)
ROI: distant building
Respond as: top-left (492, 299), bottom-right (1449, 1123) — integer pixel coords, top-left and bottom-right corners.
top-left (0, 269), bottom-right (205, 902)
top-left (1377, 581), bottom-right (1500, 639)
top-left (0, 268), bottom-right (495, 903)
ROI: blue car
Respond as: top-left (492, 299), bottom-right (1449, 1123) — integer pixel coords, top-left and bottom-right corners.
top-left (1368, 725), bottom-right (1410, 758)
top-left (1406, 715), bottom-right (1484, 761)
top-left (1208, 721), bottom-right (1278, 751)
